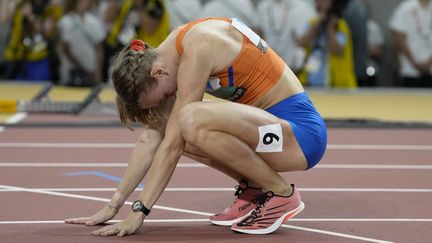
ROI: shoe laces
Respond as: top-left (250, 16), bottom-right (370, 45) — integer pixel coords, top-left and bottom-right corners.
top-left (234, 179), bottom-right (248, 197)
top-left (224, 180), bottom-right (248, 209)
top-left (234, 184), bottom-right (245, 197)
top-left (250, 191), bottom-right (274, 217)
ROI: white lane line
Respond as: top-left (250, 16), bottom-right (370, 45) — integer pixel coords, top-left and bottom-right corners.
top-left (0, 163), bottom-right (205, 168)
top-left (1, 218), bottom-right (431, 224)
top-left (4, 112), bottom-right (27, 124)
top-left (1, 163), bottom-right (432, 170)
top-left (1, 187), bottom-right (432, 193)
top-left (0, 143), bottom-right (134, 148)
top-left (0, 112), bottom-right (26, 134)
top-left (327, 144), bottom-right (432, 151)
top-left (0, 184), bottom-right (392, 242)
top-left (0, 219), bottom-right (210, 225)
top-left (300, 188), bottom-right (432, 192)
top-left (0, 184), bottom-right (212, 217)
top-left (282, 225), bottom-right (393, 243)
top-left (292, 219), bottom-right (432, 222)
top-left (317, 164), bottom-right (432, 169)
top-left (0, 163), bottom-right (127, 167)
top-left (0, 142), bottom-right (432, 151)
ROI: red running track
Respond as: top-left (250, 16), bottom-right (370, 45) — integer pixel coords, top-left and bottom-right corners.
top-left (0, 122), bottom-right (432, 242)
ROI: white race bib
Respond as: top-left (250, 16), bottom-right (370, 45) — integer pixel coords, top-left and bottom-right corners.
top-left (255, 124), bottom-right (283, 153)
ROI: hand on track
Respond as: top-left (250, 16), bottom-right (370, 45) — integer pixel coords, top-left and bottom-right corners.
top-left (64, 204), bottom-right (118, 225)
top-left (90, 212), bottom-right (144, 237)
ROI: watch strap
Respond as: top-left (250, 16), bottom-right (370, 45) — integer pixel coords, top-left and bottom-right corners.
top-left (139, 204), bottom-right (151, 216)
top-left (132, 200), bottom-right (151, 216)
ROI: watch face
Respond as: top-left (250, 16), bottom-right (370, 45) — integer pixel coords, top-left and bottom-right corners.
top-left (132, 201), bottom-right (142, 211)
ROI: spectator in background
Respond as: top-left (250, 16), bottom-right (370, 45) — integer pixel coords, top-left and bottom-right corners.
top-left (0, 0), bottom-right (17, 23)
top-left (297, 0), bottom-right (357, 88)
top-left (135, 0), bottom-right (170, 48)
top-left (102, 0), bottom-right (169, 51)
top-left (0, 0), bottom-right (19, 79)
top-left (198, 0), bottom-right (259, 32)
top-left (101, 0), bottom-right (170, 82)
top-left (343, 0), bottom-right (369, 86)
top-left (1, 0), bottom-right (62, 82)
top-left (101, 0), bottom-right (137, 82)
top-left (257, 0), bottom-right (316, 73)
top-left (389, 0), bottom-right (432, 88)
top-left (58, 0), bottom-right (105, 86)
top-left (166, 0), bottom-right (201, 30)
top-left (43, 0), bottom-right (64, 82)
top-left (0, 1), bottom-right (15, 68)
top-left (366, 14), bottom-right (384, 86)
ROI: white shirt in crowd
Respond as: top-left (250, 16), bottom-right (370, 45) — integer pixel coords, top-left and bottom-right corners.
top-left (368, 19), bottom-right (384, 48)
top-left (166, 0), bottom-right (201, 29)
top-left (389, 0), bottom-right (432, 77)
top-left (97, 0), bottom-right (139, 43)
top-left (257, 0), bottom-right (316, 71)
top-left (58, 12), bottom-right (106, 83)
top-left (198, 0), bottom-right (259, 30)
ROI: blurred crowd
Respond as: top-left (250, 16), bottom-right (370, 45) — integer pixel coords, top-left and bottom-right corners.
top-left (0, 0), bottom-right (431, 88)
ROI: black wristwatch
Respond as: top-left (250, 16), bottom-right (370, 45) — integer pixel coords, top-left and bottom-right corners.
top-left (131, 200), bottom-right (151, 216)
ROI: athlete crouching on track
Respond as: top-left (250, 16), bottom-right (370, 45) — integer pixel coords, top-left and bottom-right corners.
top-left (65, 17), bottom-right (327, 236)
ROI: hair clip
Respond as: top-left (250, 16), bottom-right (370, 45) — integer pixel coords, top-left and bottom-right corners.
top-left (130, 39), bottom-right (145, 51)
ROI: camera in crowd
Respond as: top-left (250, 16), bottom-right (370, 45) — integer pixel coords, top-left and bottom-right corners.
top-left (321, 0), bottom-right (349, 26)
top-left (328, 0), bottom-right (349, 18)
top-left (31, 0), bottom-right (50, 16)
top-left (137, 0), bottom-right (165, 20)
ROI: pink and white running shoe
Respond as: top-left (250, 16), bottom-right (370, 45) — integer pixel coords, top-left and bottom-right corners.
top-left (210, 180), bottom-right (262, 226)
top-left (231, 185), bottom-right (305, 235)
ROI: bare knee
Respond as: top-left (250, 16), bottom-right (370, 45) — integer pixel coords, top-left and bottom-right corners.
top-left (179, 102), bottom-right (210, 145)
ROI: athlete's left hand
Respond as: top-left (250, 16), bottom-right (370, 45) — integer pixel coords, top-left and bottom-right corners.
top-left (91, 212), bottom-right (144, 237)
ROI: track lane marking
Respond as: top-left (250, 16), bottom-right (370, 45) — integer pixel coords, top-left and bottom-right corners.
top-left (5, 113), bottom-right (27, 124)
top-left (0, 112), bottom-right (27, 134)
top-left (0, 184), bottom-right (212, 216)
top-left (0, 142), bottom-right (431, 150)
top-left (1, 187), bottom-right (432, 192)
top-left (282, 225), bottom-right (393, 243)
top-left (0, 219), bottom-right (210, 224)
top-left (0, 184), bottom-right (393, 242)
top-left (1, 218), bottom-right (431, 224)
top-left (1, 163), bottom-right (432, 169)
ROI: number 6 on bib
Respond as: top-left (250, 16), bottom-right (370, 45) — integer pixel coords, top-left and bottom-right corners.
top-left (255, 124), bottom-right (283, 153)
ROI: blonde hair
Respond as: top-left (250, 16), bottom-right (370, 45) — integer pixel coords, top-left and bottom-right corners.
top-left (110, 42), bottom-right (164, 128)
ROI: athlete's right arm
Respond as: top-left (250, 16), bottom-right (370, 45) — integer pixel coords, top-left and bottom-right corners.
top-left (112, 126), bottom-right (164, 206)
top-left (64, 125), bottom-right (164, 225)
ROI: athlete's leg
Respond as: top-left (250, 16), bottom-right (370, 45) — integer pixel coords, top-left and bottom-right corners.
top-left (184, 144), bottom-right (264, 226)
top-left (179, 102), bottom-right (308, 197)
top-left (183, 144), bottom-right (243, 182)
top-left (184, 144), bottom-right (262, 188)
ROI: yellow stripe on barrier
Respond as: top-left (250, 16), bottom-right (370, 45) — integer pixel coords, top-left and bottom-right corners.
top-left (0, 100), bottom-right (18, 113)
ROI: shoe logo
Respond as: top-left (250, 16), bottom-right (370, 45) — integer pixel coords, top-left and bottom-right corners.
top-left (238, 202), bottom-right (252, 212)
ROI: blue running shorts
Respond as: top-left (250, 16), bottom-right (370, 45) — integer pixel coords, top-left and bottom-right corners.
top-left (266, 92), bottom-right (327, 169)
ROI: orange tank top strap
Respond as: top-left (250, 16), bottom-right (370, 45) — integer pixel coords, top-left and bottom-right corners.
top-left (175, 17), bottom-right (231, 55)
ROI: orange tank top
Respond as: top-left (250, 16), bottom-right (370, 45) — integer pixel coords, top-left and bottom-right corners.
top-left (175, 18), bottom-right (286, 104)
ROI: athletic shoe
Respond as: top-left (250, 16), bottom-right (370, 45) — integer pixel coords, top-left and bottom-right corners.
top-left (231, 185), bottom-right (305, 234)
top-left (210, 180), bottom-right (262, 226)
